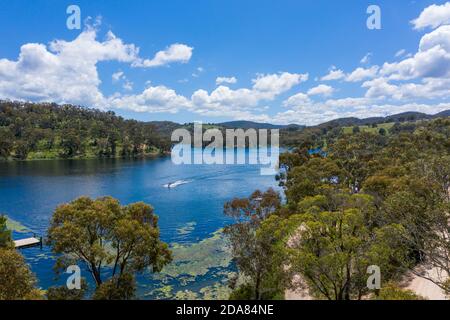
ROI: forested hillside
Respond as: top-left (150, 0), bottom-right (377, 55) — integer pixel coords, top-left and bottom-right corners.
top-left (0, 101), bottom-right (171, 160)
top-left (1, 100), bottom-right (449, 161)
top-left (225, 117), bottom-right (450, 300)
top-left (280, 112), bottom-right (450, 147)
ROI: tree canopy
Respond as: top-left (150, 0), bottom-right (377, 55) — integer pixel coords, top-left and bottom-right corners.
top-left (47, 196), bottom-right (172, 299)
top-left (0, 101), bottom-right (171, 160)
top-left (226, 117), bottom-right (450, 300)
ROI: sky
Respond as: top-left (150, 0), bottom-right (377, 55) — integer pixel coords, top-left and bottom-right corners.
top-left (0, 0), bottom-right (450, 125)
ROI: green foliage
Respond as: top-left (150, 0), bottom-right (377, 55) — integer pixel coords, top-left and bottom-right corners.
top-left (93, 273), bottom-right (136, 300)
top-left (280, 195), bottom-right (409, 300)
top-left (272, 117), bottom-right (450, 299)
top-left (46, 279), bottom-right (88, 300)
top-left (224, 189), bottom-right (285, 300)
top-left (375, 283), bottom-right (425, 300)
top-left (0, 101), bottom-right (171, 160)
top-left (285, 157), bottom-right (344, 206)
top-left (0, 248), bottom-right (42, 300)
top-left (0, 215), bottom-right (12, 248)
top-left (47, 196), bottom-right (172, 298)
top-left (229, 283), bottom-right (256, 300)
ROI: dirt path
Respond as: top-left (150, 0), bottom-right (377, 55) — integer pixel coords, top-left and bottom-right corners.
top-left (286, 267), bottom-right (448, 300)
top-left (284, 274), bottom-right (313, 300)
top-left (401, 266), bottom-right (448, 300)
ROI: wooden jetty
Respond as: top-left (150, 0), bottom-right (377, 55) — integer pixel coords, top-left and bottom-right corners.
top-left (14, 235), bottom-right (42, 249)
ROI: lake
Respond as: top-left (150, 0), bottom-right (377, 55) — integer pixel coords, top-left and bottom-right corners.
top-left (0, 149), bottom-right (280, 299)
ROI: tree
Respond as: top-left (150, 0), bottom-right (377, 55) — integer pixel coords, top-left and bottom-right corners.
top-left (284, 157), bottom-right (344, 206)
top-left (14, 140), bottom-right (30, 160)
top-left (0, 101), bottom-right (172, 161)
top-left (0, 127), bottom-right (13, 159)
top-left (59, 130), bottom-right (81, 158)
top-left (92, 273), bottom-right (136, 300)
top-left (383, 157), bottom-right (450, 292)
top-left (0, 215), bottom-right (12, 248)
top-left (264, 117), bottom-right (450, 300)
top-left (378, 128), bottom-right (386, 136)
top-left (329, 132), bottom-right (386, 193)
top-left (374, 283), bottom-right (425, 300)
top-left (46, 279), bottom-right (87, 300)
top-left (224, 189), bottom-right (283, 299)
top-left (0, 248), bottom-right (43, 300)
top-left (47, 196), bottom-right (172, 299)
top-left (279, 193), bottom-right (409, 300)
top-left (352, 126), bottom-right (360, 134)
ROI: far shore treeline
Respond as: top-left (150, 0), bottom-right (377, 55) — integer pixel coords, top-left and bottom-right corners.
top-left (1, 100), bottom-right (449, 161)
top-left (0, 99), bottom-right (449, 300)
top-left (0, 100), bottom-right (172, 160)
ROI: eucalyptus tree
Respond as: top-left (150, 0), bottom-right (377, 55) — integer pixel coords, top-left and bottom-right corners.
top-left (47, 196), bottom-right (172, 299)
top-left (224, 189), bottom-right (283, 300)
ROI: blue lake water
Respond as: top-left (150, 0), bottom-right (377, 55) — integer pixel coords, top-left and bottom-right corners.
top-left (0, 149), bottom-right (279, 299)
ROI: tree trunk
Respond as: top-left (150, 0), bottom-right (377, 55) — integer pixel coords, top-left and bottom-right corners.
top-left (91, 263), bottom-right (102, 286)
top-left (255, 273), bottom-right (261, 300)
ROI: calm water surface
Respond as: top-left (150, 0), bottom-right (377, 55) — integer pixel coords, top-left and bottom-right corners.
top-left (0, 149), bottom-right (279, 298)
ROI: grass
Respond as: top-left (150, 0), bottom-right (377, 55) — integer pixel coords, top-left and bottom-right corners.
top-left (342, 122), bottom-right (395, 135)
top-left (5, 216), bottom-right (30, 233)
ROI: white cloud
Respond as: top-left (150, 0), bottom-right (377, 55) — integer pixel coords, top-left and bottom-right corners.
top-left (323, 97), bottom-right (373, 108)
top-left (321, 67), bottom-right (345, 81)
top-left (380, 25), bottom-right (450, 80)
top-left (2, 3), bottom-right (450, 125)
top-left (252, 72), bottom-right (308, 95)
top-left (362, 78), bottom-right (401, 99)
top-left (395, 49), bottom-right (407, 57)
top-left (190, 72), bottom-right (308, 117)
top-left (345, 66), bottom-right (379, 82)
top-left (307, 84), bottom-right (334, 97)
top-left (123, 80), bottom-right (133, 91)
top-left (411, 2), bottom-right (450, 30)
top-left (109, 85), bottom-right (191, 113)
top-left (283, 92), bottom-right (310, 107)
top-left (133, 43), bottom-right (193, 68)
top-left (272, 100), bottom-right (450, 126)
top-left (112, 70), bottom-right (133, 91)
top-left (278, 14), bottom-right (450, 126)
top-left (360, 53), bottom-right (372, 64)
top-left (192, 67), bottom-right (205, 78)
top-left (0, 26), bottom-right (194, 111)
top-left (363, 77), bottom-right (450, 100)
top-left (0, 27), bottom-right (159, 106)
top-left (0, 32), bottom-right (307, 119)
top-left (216, 76), bottom-right (237, 85)
top-left (112, 71), bottom-right (124, 82)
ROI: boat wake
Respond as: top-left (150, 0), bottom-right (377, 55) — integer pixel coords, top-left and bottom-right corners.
top-left (163, 180), bottom-right (191, 189)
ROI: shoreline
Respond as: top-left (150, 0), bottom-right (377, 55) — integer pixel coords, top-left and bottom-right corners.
top-left (0, 151), bottom-right (171, 163)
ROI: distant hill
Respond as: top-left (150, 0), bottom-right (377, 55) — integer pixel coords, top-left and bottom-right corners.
top-left (149, 110), bottom-right (450, 136)
top-left (435, 109), bottom-right (450, 117)
top-left (148, 121), bottom-right (186, 137)
top-left (219, 120), bottom-right (305, 130)
top-left (214, 110), bottom-right (450, 132)
top-left (148, 120), bottom-right (305, 133)
top-left (0, 101), bottom-right (172, 161)
top-left (314, 110), bottom-right (450, 130)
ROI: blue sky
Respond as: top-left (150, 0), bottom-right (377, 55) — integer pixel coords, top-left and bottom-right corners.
top-left (1, 0), bottom-right (450, 124)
